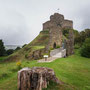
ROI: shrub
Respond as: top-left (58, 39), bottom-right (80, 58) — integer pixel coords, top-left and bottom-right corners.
top-left (6, 49), bottom-right (14, 55)
top-left (0, 39), bottom-right (6, 56)
top-left (15, 47), bottom-right (21, 51)
top-left (16, 61), bottom-right (22, 70)
top-left (80, 38), bottom-right (90, 58)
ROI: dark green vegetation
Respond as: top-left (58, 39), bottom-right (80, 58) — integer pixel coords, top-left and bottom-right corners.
top-left (63, 29), bottom-right (90, 47)
top-left (73, 29), bottom-right (90, 58)
top-left (80, 38), bottom-right (90, 58)
top-left (6, 49), bottom-right (14, 55)
top-left (0, 39), bottom-right (6, 56)
top-left (0, 39), bottom-right (21, 56)
top-left (15, 47), bottom-right (21, 51)
top-left (0, 50), bottom-right (90, 90)
top-left (0, 56), bottom-right (7, 62)
top-left (73, 29), bottom-right (90, 46)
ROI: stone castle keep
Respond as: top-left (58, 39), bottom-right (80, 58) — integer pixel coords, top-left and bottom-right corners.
top-left (26, 13), bottom-right (74, 60)
top-left (42, 13), bottom-right (74, 53)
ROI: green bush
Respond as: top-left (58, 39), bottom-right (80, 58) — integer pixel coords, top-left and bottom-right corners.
top-left (15, 46), bottom-right (21, 51)
top-left (0, 39), bottom-right (6, 56)
top-left (6, 49), bottom-right (14, 55)
top-left (80, 38), bottom-right (90, 58)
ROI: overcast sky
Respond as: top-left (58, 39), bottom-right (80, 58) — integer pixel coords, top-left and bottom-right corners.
top-left (0, 0), bottom-right (90, 45)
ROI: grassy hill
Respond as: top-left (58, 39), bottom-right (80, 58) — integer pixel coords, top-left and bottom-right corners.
top-left (4, 30), bottom-right (49, 62)
top-left (4, 30), bottom-right (68, 62)
top-left (30, 30), bottom-right (49, 46)
top-left (0, 50), bottom-right (90, 90)
top-left (1, 29), bottom-right (89, 90)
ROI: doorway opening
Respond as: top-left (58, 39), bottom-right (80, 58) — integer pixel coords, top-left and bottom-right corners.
top-left (53, 42), bottom-right (56, 48)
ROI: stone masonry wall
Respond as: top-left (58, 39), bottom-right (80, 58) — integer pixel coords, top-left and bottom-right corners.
top-left (43, 21), bottom-right (56, 30)
top-left (49, 26), bottom-right (62, 49)
top-left (66, 30), bottom-right (74, 56)
top-left (61, 20), bottom-right (73, 29)
top-left (26, 48), bottom-right (46, 60)
top-left (43, 13), bottom-right (73, 31)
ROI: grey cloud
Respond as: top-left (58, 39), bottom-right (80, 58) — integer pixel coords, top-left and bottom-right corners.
top-left (0, 0), bottom-right (90, 45)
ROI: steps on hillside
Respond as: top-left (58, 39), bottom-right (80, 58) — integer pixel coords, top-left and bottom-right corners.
top-left (52, 52), bottom-right (62, 58)
top-left (50, 48), bottom-right (66, 58)
top-left (50, 47), bottom-right (63, 56)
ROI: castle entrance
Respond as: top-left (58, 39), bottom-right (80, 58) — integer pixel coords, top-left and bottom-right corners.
top-left (53, 42), bottom-right (56, 48)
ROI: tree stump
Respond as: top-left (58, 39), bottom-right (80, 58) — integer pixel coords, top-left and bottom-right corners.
top-left (18, 67), bottom-right (61, 90)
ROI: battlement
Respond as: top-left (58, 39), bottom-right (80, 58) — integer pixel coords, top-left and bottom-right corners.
top-left (43, 13), bottom-right (73, 30)
top-left (50, 13), bottom-right (64, 23)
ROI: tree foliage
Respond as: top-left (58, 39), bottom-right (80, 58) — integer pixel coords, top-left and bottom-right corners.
top-left (0, 39), bottom-right (6, 56)
top-left (62, 29), bottom-right (69, 38)
top-left (15, 47), bottom-right (21, 51)
top-left (80, 38), bottom-right (90, 58)
top-left (74, 29), bottom-right (90, 46)
top-left (6, 49), bottom-right (14, 55)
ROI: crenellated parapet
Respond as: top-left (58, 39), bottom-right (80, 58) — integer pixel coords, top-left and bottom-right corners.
top-left (43, 13), bottom-right (73, 30)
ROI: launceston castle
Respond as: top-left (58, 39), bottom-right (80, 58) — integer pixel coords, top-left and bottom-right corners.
top-left (27, 13), bottom-right (74, 60)
top-left (43, 13), bottom-right (74, 56)
top-left (6, 13), bottom-right (74, 61)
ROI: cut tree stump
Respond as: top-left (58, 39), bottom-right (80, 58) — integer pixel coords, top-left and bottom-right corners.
top-left (18, 67), bottom-right (62, 90)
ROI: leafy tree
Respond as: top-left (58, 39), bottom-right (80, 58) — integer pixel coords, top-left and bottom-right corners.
top-left (74, 29), bottom-right (90, 46)
top-left (6, 49), bottom-right (14, 55)
top-left (80, 31), bottom-right (86, 44)
top-left (80, 38), bottom-right (90, 58)
top-left (73, 30), bottom-right (80, 45)
top-left (0, 39), bottom-right (6, 56)
top-left (85, 29), bottom-right (90, 38)
top-left (15, 46), bottom-right (21, 51)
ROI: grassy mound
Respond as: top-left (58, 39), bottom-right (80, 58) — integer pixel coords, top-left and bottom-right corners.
top-left (4, 31), bottom-right (49, 62)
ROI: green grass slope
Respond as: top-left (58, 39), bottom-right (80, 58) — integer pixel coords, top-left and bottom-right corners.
top-left (4, 30), bottom-right (68, 62)
top-left (5, 30), bottom-right (49, 62)
top-left (30, 30), bottom-right (49, 46)
top-left (0, 50), bottom-right (90, 90)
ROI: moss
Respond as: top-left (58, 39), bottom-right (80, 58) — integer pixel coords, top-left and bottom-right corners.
top-left (56, 46), bottom-right (60, 49)
top-left (40, 30), bottom-right (49, 34)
